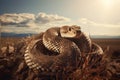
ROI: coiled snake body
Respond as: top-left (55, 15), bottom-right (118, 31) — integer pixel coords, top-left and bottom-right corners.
top-left (24, 25), bottom-right (103, 75)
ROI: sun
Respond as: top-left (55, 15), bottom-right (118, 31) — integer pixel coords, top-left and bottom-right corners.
top-left (101, 0), bottom-right (113, 7)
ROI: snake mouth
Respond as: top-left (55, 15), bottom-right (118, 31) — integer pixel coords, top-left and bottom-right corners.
top-left (75, 30), bottom-right (82, 38)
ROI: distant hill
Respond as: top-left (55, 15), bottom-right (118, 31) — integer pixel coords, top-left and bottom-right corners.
top-left (1, 32), bottom-right (36, 37)
top-left (1, 32), bottom-right (120, 39)
top-left (91, 35), bottom-right (120, 39)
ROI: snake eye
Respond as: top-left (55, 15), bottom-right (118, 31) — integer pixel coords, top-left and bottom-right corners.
top-left (69, 28), bottom-right (71, 31)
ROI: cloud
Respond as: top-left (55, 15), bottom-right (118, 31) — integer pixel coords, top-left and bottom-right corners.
top-left (78, 18), bottom-right (120, 35)
top-left (0, 12), bottom-right (70, 27)
top-left (35, 12), bottom-right (70, 24)
top-left (0, 12), bottom-right (71, 34)
top-left (1, 13), bottom-right (120, 36)
top-left (78, 18), bottom-right (120, 28)
top-left (78, 18), bottom-right (96, 25)
top-left (1, 26), bottom-right (40, 34)
top-left (0, 13), bottom-right (35, 26)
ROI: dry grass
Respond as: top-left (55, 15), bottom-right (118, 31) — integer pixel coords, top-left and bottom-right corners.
top-left (1, 37), bottom-right (120, 50)
top-left (0, 37), bottom-right (21, 48)
top-left (0, 37), bottom-right (120, 80)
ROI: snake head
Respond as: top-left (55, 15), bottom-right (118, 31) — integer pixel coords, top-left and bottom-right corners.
top-left (60, 25), bottom-right (81, 38)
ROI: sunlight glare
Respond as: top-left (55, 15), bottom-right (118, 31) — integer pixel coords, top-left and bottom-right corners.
top-left (101, 0), bottom-right (113, 7)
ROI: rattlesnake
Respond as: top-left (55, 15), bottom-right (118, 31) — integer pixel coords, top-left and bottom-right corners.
top-left (24, 25), bottom-right (103, 75)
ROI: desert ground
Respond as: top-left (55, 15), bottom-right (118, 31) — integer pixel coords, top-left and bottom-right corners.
top-left (1, 37), bottom-right (120, 52)
top-left (0, 37), bottom-right (120, 80)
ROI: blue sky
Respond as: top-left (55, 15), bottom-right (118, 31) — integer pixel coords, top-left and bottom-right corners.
top-left (0, 0), bottom-right (120, 36)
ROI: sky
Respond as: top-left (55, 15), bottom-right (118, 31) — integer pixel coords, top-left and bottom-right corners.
top-left (0, 0), bottom-right (120, 36)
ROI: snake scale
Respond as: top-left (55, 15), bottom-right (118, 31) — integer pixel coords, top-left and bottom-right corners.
top-left (24, 25), bottom-right (103, 75)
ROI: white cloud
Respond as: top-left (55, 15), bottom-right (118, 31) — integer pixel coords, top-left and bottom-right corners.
top-left (1, 29), bottom-right (12, 33)
top-left (0, 12), bottom-right (71, 34)
top-left (78, 18), bottom-right (120, 36)
top-left (35, 12), bottom-right (70, 24)
top-left (78, 18), bottom-right (96, 25)
top-left (78, 18), bottom-right (120, 28)
top-left (25, 20), bottom-right (37, 28)
top-left (1, 26), bottom-right (40, 34)
top-left (0, 12), bottom-right (70, 27)
top-left (0, 13), bottom-right (35, 25)
top-left (1, 13), bottom-right (120, 36)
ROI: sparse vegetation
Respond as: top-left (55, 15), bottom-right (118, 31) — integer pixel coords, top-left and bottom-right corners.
top-left (0, 37), bottom-right (120, 80)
